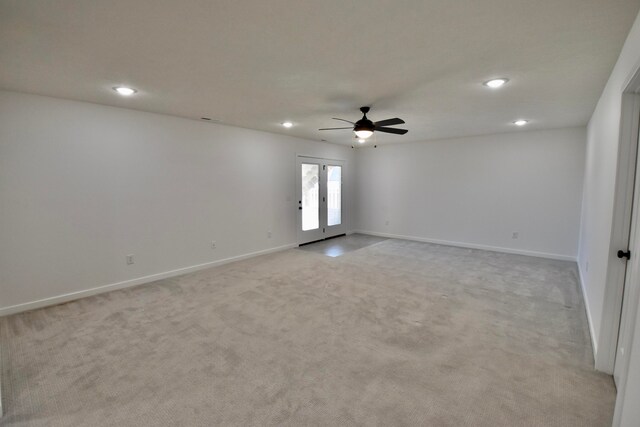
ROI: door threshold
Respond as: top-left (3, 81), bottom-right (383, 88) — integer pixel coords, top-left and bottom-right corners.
top-left (298, 233), bottom-right (346, 247)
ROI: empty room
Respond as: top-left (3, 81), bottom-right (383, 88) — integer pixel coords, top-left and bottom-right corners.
top-left (3, 1), bottom-right (640, 426)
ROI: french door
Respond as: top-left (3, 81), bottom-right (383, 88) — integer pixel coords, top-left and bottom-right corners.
top-left (297, 156), bottom-right (345, 245)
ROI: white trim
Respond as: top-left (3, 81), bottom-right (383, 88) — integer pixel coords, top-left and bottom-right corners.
top-left (578, 263), bottom-right (599, 357)
top-left (0, 342), bottom-right (2, 417)
top-left (0, 243), bottom-right (296, 317)
top-left (353, 230), bottom-right (577, 261)
top-left (296, 154), bottom-right (346, 163)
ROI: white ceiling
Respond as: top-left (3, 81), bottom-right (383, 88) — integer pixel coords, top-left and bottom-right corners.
top-left (1, 0), bottom-right (639, 145)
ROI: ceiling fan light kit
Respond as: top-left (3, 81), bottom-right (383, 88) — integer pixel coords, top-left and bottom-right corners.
top-left (354, 129), bottom-right (373, 139)
top-left (319, 106), bottom-right (408, 142)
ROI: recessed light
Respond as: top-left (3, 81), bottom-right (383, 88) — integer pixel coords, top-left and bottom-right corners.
top-left (113, 86), bottom-right (137, 96)
top-left (513, 119), bottom-right (529, 126)
top-left (483, 78), bottom-right (509, 88)
top-left (282, 121), bottom-right (293, 128)
top-left (358, 139), bottom-right (366, 143)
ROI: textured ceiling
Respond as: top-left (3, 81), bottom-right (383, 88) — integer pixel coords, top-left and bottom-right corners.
top-left (1, 0), bottom-right (639, 145)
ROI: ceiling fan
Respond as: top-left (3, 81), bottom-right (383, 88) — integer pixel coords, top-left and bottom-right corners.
top-left (319, 106), bottom-right (408, 140)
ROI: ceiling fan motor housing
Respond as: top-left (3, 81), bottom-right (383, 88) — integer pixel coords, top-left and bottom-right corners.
top-left (355, 106), bottom-right (374, 131)
top-left (355, 118), bottom-right (375, 132)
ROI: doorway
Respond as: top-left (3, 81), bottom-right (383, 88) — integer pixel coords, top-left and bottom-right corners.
top-left (297, 156), bottom-right (345, 245)
top-left (614, 105), bottom-right (640, 387)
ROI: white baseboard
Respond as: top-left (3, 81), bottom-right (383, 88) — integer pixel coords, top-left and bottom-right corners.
top-left (577, 263), bottom-right (599, 359)
top-left (0, 243), bottom-right (297, 317)
top-left (353, 230), bottom-right (578, 262)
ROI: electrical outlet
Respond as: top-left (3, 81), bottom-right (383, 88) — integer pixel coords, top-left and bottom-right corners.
top-left (267, 231), bottom-right (272, 239)
top-left (126, 254), bottom-right (134, 265)
top-left (211, 241), bottom-right (216, 249)
top-left (512, 232), bottom-right (519, 239)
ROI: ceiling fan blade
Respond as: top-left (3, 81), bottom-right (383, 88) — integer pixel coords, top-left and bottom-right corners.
top-left (318, 127), bottom-right (353, 131)
top-left (375, 127), bottom-right (408, 135)
top-left (332, 118), bottom-right (355, 125)
top-left (374, 118), bottom-right (405, 127)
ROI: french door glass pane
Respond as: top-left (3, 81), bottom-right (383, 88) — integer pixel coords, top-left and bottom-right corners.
top-left (301, 163), bottom-right (320, 231)
top-left (327, 165), bottom-right (342, 226)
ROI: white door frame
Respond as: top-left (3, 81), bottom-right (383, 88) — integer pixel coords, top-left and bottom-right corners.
top-left (614, 104), bottom-right (640, 387)
top-left (296, 155), bottom-right (346, 245)
top-left (607, 67), bottom-right (640, 426)
top-left (598, 81), bottom-right (640, 375)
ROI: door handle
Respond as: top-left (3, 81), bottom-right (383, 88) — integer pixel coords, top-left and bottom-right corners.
top-left (617, 250), bottom-right (631, 260)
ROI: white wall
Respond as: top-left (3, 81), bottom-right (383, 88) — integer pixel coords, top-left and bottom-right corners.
top-left (355, 128), bottom-right (586, 260)
top-left (578, 11), bottom-right (640, 365)
top-left (0, 90), bottom-right (355, 314)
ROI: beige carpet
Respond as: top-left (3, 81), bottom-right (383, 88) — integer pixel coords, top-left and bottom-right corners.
top-left (0, 238), bottom-right (615, 426)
